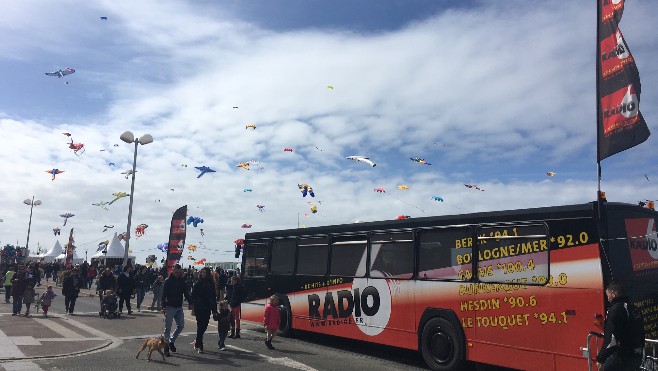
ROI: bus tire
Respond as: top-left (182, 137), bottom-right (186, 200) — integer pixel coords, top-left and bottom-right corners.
top-left (420, 317), bottom-right (465, 371)
top-left (277, 295), bottom-right (294, 337)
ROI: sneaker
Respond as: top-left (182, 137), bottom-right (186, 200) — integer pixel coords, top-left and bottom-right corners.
top-left (220, 346), bottom-right (226, 351)
top-left (127, 310), bottom-right (133, 315)
top-left (11, 313), bottom-right (16, 316)
top-left (197, 347), bottom-right (204, 354)
top-left (164, 347), bottom-right (171, 357)
top-left (169, 342), bottom-right (177, 353)
top-left (192, 340), bottom-right (198, 350)
top-left (137, 307), bottom-right (141, 312)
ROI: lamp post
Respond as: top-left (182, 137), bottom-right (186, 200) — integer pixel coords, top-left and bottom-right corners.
top-left (119, 131), bottom-right (153, 267)
top-left (23, 196), bottom-right (42, 252)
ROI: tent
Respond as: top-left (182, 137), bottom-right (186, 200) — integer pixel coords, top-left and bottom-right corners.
top-left (35, 240), bottom-right (64, 263)
top-left (54, 245), bottom-right (84, 265)
top-left (91, 232), bottom-right (135, 268)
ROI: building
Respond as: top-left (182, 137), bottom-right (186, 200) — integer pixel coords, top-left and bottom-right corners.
top-left (205, 261), bottom-right (240, 271)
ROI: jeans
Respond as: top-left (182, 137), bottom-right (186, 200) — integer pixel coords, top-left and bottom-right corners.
top-left (218, 331), bottom-right (228, 348)
top-left (603, 352), bottom-right (643, 371)
top-left (195, 309), bottom-right (211, 348)
top-left (150, 291), bottom-right (162, 309)
top-left (136, 288), bottom-right (146, 309)
top-left (12, 295), bottom-right (23, 314)
top-left (64, 295), bottom-right (77, 313)
top-left (230, 305), bottom-right (241, 330)
top-left (163, 307), bottom-right (185, 344)
top-left (119, 296), bottom-right (131, 313)
top-left (4, 286), bottom-right (11, 302)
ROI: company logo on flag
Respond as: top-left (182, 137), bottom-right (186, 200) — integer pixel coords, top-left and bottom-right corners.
top-left (625, 218), bottom-right (658, 272)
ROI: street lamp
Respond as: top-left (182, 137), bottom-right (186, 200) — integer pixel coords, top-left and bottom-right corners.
top-left (119, 130), bottom-right (153, 267)
top-left (23, 196), bottom-right (42, 252)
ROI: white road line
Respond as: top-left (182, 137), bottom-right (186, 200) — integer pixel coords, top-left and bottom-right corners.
top-left (227, 344), bottom-right (318, 371)
top-left (31, 318), bottom-right (83, 339)
top-left (1, 361), bottom-right (44, 371)
top-left (0, 329), bottom-right (44, 370)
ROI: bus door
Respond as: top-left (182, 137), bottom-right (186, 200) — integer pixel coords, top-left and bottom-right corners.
top-left (241, 240), bottom-right (270, 319)
top-left (295, 237), bottom-right (331, 333)
top-left (366, 232), bottom-right (416, 335)
top-left (269, 238), bottom-right (297, 323)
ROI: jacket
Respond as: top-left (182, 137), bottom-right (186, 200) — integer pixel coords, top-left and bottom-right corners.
top-left (229, 283), bottom-right (245, 308)
top-left (190, 279), bottom-right (217, 313)
top-left (3, 271), bottom-right (14, 287)
top-left (11, 272), bottom-right (27, 296)
top-left (98, 274), bottom-right (117, 292)
top-left (217, 308), bottom-right (231, 333)
top-left (40, 290), bottom-right (57, 306)
top-left (23, 287), bottom-right (37, 304)
top-left (117, 272), bottom-right (135, 298)
top-left (162, 275), bottom-right (191, 308)
top-left (597, 296), bottom-right (645, 363)
top-left (62, 274), bottom-right (83, 297)
top-left (263, 302), bottom-right (281, 330)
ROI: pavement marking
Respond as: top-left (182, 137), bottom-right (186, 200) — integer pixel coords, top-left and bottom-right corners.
top-left (0, 329), bottom-right (44, 370)
top-left (7, 337), bottom-right (40, 346)
top-left (1, 361), bottom-right (44, 371)
top-left (31, 318), bottom-right (84, 339)
top-left (227, 344), bottom-right (318, 371)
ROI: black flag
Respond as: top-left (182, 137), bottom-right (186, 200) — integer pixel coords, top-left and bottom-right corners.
top-left (166, 205), bottom-right (187, 274)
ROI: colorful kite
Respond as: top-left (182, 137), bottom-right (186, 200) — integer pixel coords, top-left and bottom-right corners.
top-left (157, 242), bottom-right (168, 253)
top-left (410, 158), bottom-right (431, 165)
top-left (546, 172), bottom-right (557, 177)
top-left (236, 162), bottom-right (250, 170)
top-left (62, 132), bottom-right (72, 137)
top-left (241, 224), bottom-right (252, 228)
top-left (310, 205), bottom-right (318, 214)
top-left (245, 124), bottom-right (256, 129)
top-left (45, 67), bottom-right (75, 79)
top-left (256, 205), bottom-right (266, 212)
top-left (200, 228), bottom-right (204, 236)
top-left (195, 166), bottom-right (216, 178)
top-left (92, 201), bottom-right (109, 210)
top-left (67, 139), bottom-right (85, 155)
top-left (53, 227), bottom-right (61, 236)
top-left (187, 216), bottom-right (204, 227)
top-left (374, 187), bottom-right (386, 193)
top-left (100, 16), bottom-right (108, 20)
top-left (464, 184), bottom-right (485, 191)
top-left (118, 232), bottom-right (126, 241)
top-left (326, 85), bottom-right (334, 90)
top-left (397, 185), bottom-right (409, 190)
top-left (432, 196), bottom-right (444, 202)
top-left (121, 169), bottom-right (135, 179)
top-left (60, 213), bottom-right (74, 226)
top-left (283, 148), bottom-right (293, 152)
top-left (193, 258), bottom-right (206, 266)
top-left (243, 188), bottom-right (252, 192)
top-left (396, 215), bottom-right (411, 220)
top-left (109, 192), bottom-right (129, 205)
top-left (346, 156), bottom-right (376, 167)
top-left (298, 183), bottom-right (315, 197)
top-left (46, 169), bottom-right (65, 181)
top-left (102, 225), bottom-right (114, 232)
top-left (134, 224), bottom-right (148, 237)
top-left (188, 245), bottom-right (198, 252)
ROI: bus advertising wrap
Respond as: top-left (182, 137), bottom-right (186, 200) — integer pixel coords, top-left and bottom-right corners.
top-left (625, 217), bottom-right (658, 272)
top-left (166, 205), bottom-right (187, 274)
top-left (597, 0), bottom-right (650, 160)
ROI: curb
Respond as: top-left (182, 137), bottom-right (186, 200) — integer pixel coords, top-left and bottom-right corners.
top-left (0, 339), bottom-right (113, 362)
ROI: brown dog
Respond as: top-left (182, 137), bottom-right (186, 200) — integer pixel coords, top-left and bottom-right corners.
top-left (136, 336), bottom-right (168, 362)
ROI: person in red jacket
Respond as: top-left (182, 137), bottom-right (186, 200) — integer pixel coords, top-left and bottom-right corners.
top-left (263, 295), bottom-right (281, 350)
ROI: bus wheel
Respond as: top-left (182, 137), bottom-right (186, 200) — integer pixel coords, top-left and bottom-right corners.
top-left (421, 317), bottom-right (464, 371)
top-left (277, 296), bottom-right (294, 337)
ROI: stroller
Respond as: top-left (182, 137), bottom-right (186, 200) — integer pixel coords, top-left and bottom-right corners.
top-left (99, 290), bottom-right (120, 319)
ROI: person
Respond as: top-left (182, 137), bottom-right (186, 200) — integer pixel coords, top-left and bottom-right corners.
top-left (134, 265), bottom-right (149, 312)
top-left (40, 285), bottom-right (57, 317)
top-left (101, 289), bottom-right (119, 317)
top-left (117, 265), bottom-right (135, 314)
top-left (216, 300), bottom-right (231, 350)
top-left (3, 266), bottom-right (15, 303)
top-left (62, 268), bottom-right (83, 314)
top-left (217, 268), bottom-right (228, 300)
top-left (162, 264), bottom-right (191, 357)
top-left (263, 295), bottom-right (281, 350)
top-left (149, 275), bottom-right (164, 310)
top-left (11, 266), bottom-right (28, 316)
top-left (596, 283), bottom-right (645, 371)
top-left (228, 275), bottom-right (245, 339)
top-left (22, 282), bottom-right (37, 316)
top-left (190, 267), bottom-right (218, 353)
top-left (86, 265), bottom-right (97, 290)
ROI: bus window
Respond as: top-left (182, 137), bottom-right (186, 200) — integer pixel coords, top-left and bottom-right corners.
top-left (418, 227), bottom-right (473, 281)
top-left (296, 237), bottom-right (329, 276)
top-left (370, 232), bottom-right (414, 279)
top-left (271, 238), bottom-right (296, 275)
top-left (244, 242), bottom-right (269, 277)
top-left (329, 235), bottom-right (367, 277)
top-left (476, 223), bottom-right (549, 285)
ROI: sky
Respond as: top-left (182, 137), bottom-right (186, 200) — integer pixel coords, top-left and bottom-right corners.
top-left (1, 0), bottom-right (657, 266)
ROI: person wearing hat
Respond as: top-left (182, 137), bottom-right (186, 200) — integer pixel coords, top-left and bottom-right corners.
top-left (162, 264), bottom-right (191, 356)
top-left (62, 268), bottom-right (83, 314)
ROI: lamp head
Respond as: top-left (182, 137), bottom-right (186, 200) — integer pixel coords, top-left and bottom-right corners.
top-left (34, 200), bottom-right (42, 206)
top-left (120, 131), bottom-right (135, 144)
top-left (23, 199), bottom-right (32, 205)
top-left (138, 134), bottom-right (153, 145)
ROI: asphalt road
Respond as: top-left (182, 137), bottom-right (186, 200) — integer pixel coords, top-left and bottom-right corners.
top-left (0, 291), bottom-right (429, 371)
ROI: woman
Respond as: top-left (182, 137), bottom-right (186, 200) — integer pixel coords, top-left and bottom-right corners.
top-left (190, 267), bottom-right (217, 353)
top-left (116, 265), bottom-right (135, 314)
top-left (228, 275), bottom-right (245, 339)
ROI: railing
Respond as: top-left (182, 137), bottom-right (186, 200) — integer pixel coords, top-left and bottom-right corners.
top-left (641, 339), bottom-right (658, 371)
top-left (582, 332), bottom-right (604, 371)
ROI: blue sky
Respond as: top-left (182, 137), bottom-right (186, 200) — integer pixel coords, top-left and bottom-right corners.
top-left (1, 0), bottom-right (657, 265)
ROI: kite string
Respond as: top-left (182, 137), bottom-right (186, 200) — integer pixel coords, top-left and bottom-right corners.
top-left (386, 193), bottom-right (425, 213)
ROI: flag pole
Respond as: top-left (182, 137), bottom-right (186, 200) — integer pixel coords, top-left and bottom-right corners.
top-left (596, 0), bottom-right (603, 217)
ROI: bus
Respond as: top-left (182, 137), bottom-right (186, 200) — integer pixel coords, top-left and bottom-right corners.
top-left (238, 201), bottom-right (658, 371)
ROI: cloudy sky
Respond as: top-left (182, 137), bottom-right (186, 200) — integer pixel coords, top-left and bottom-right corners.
top-left (1, 0), bottom-right (657, 265)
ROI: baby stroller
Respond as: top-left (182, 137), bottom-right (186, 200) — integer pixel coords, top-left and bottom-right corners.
top-left (99, 291), bottom-right (120, 319)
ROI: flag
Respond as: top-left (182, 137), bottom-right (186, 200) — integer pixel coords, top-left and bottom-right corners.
top-left (166, 206), bottom-right (187, 274)
top-left (65, 228), bottom-right (74, 269)
top-left (597, 0), bottom-right (650, 161)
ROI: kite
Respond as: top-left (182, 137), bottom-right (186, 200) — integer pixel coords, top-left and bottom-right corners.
top-left (181, 164), bottom-right (188, 167)
top-left (96, 241), bottom-right (109, 253)
top-left (326, 85), bottom-right (334, 90)
top-left (310, 205), bottom-right (318, 214)
top-left (298, 183), bottom-right (315, 197)
top-left (374, 187), bottom-right (386, 193)
top-left (243, 188), bottom-right (252, 192)
top-left (186, 216), bottom-right (204, 227)
top-left (396, 215), bottom-right (411, 220)
top-left (113, 144), bottom-right (119, 147)
top-left (121, 169), bottom-right (135, 179)
top-left (233, 106), bottom-right (239, 109)
top-left (45, 67), bottom-right (75, 79)
top-left (257, 205), bottom-right (265, 212)
top-left (62, 132), bottom-right (72, 137)
top-left (67, 139), bottom-right (85, 155)
top-left (645, 174), bottom-right (650, 181)
top-left (134, 224), bottom-right (148, 237)
top-left (432, 196), bottom-right (444, 202)
top-left (118, 232), bottom-right (126, 241)
top-left (397, 185), bottom-right (409, 190)
top-left (346, 156), bottom-right (376, 167)
top-left (60, 213), bottom-right (74, 226)
top-left (410, 158), bottom-right (431, 165)
top-left (200, 228), bottom-right (204, 236)
top-left (464, 184), bottom-right (485, 191)
top-left (100, 16), bottom-right (107, 20)
top-left (108, 162), bottom-right (116, 167)
top-left (92, 201), bottom-right (109, 210)
top-left (102, 225), bottom-right (114, 232)
top-left (157, 242), bottom-right (168, 253)
top-left (236, 162), bottom-right (250, 170)
top-left (53, 227), bottom-right (61, 236)
top-left (46, 169), bottom-right (64, 181)
top-left (195, 166), bottom-right (216, 178)
top-left (187, 256), bottom-right (196, 261)
top-left (546, 172), bottom-right (557, 177)
top-left (283, 148), bottom-right (293, 152)
top-left (245, 124), bottom-right (256, 129)
top-left (241, 224), bottom-right (252, 228)
top-left (109, 192), bottom-right (129, 205)
top-left (234, 239), bottom-right (245, 246)
top-left (193, 258), bottom-right (206, 266)
top-left (188, 245), bottom-right (198, 252)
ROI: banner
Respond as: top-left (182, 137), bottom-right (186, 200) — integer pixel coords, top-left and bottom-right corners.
top-left (166, 205), bottom-right (187, 274)
top-left (597, 0), bottom-right (650, 161)
top-left (66, 228), bottom-right (74, 269)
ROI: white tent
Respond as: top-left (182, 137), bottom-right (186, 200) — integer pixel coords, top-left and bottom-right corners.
top-left (36, 240), bottom-right (64, 263)
top-left (54, 246), bottom-right (84, 265)
top-left (91, 232), bottom-right (135, 266)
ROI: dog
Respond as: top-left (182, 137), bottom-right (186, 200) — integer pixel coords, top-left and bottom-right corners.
top-left (136, 336), bottom-right (168, 362)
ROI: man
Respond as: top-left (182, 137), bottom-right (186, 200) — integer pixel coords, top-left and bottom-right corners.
top-left (596, 283), bottom-right (645, 371)
top-left (117, 265), bottom-right (135, 314)
top-left (62, 268), bottom-right (83, 314)
top-left (10, 266), bottom-right (27, 315)
top-left (162, 264), bottom-right (191, 356)
top-left (3, 266), bottom-right (15, 303)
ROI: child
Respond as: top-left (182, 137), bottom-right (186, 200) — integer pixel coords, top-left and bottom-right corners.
top-left (23, 283), bottom-right (37, 316)
top-left (149, 275), bottom-right (164, 310)
top-left (216, 300), bottom-right (231, 350)
top-left (101, 289), bottom-right (118, 317)
top-left (263, 295), bottom-right (281, 350)
top-left (40, 286), bottom-right (57, 317)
